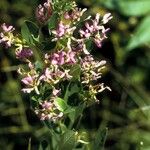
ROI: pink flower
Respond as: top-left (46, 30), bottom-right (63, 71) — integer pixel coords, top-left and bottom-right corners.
top-left (56, 21), bottom-right (69, 38)
top-left (15, 48), bottom-right (33, 60)
top-left (21, 75), bottom-right (40, 94)
top-left (52, 88), bottom-right (61, 96)
top-left (79, 29), bottom-right (91, 38)
top-left (64, 8), bottom-right (87, 21)
top-left (21, 76), bottom-right (35, 86)
top-left (66, 51), bottom-right (76, 64)
top-left (102, 13), bottom-right (113, 24)
top-left (1, 23), bottom-right (15, 33)
top-left (35, 100), bottom-right (64, 122)
top-left (41, 101), bottom-right (53, 110)
top-left (35, 0), bottom-right (52, 23)
top-left (94, 38), bottom-right (102, 48)
top-left (51, 51), bottom-right (65, 65)
top-left (0, 24), bottom-right (15, 48)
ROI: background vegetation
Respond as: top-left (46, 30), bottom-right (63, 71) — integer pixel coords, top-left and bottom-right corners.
top-left (0, 0), bottom-right (150, 149)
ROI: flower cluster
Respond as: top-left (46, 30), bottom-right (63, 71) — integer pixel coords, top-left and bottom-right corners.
top-left (79, 13), bottom-right (112, 47)
top-left (35, 100), bottom-right (63, 121)
top-left (0, 0), bottom-right (112, 122)
top-left (35, 0), bottom-right (52, 24)
top-left (0, 23), bottom-right (15, 48)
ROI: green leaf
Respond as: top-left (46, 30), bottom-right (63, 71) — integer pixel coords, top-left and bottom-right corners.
top-left (42, 41), bottom-right (56, 51)
top-left (91, 127), bottom-right (108, 150)
top-left (58, 130), bottom-right (76, 150)
top-left (100, 0), bottom-right (150, 16)
top-left (68, 104), bottom-right (85, 123)
top-left (21, 20), bottom-right (39, 45)
top-left (85, 39), bottom-right (95, 53)
top-left (38, 140), bottom-right (49, 150)
top-left (99, 0), bottom-right (115, 10)
top-left (28, 138), bottom-right (31, 150)
top-left (64, 83), bottom-right (80, 102)
top-left (127, 16), bottom-right (150, 51)
top-left (48, 13), bottom-right (59, 30)
top-left (35, 61), bottom-right (43, 72)
top-left (54, 97), bottom-right (68, 112)
top-left (116, 0), bottom-right (150, 16)
top-left (69, 64), bottom-right (81, 80)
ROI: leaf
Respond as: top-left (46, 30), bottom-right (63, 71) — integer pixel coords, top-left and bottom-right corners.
top-left (116, 0), bottom-right (150, 16)
top-left (91, 127), bottom-right (108, 150)
top-left (100, 0), bottom-right (150, 16)
top-left (42, 41), bottom-right (56, 51)
top-left (58, 130), bottom-right (76, 150)
top-left (28, 138), bottom-right (31, 150)
top-left (38, 140), bottom-right (49, 150)
top-left (100, 0), bottom-right (115, 10)
top-left (21, 20), bottom-right (39, 45)
top-left (127, 16), bottom-right (150, 51)
top-left (35, 61), bottom-right (43, 72)
top-left (54, 97), bottom-right (68, 112)
top-left (69, 64), bottom-right (81, 80)
top-left (85, 39), bottom-right (95, 53)
top-left (48, 13), bottom-right (59, 30)
top-left (68, 104), bottom-right (85, 123)
top-left (64, 83), bottom-right (80, 101)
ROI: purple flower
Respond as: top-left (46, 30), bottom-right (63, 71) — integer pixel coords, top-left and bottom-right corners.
top-left (21, 75), bottom-right (40, 94)
top-left (21, 75), bottom-right (35, 86)
top-left (55, 21), bottom-right (69, 38)
top-left (79, 29), bottom-right (91, 38)
top-left (1, 23), bottom-right (15, 33)
top-left (81, 55), bottom-right (106, 83)
top-left (79, 13), bottom-right (112, 48)
top-left (51, 51), bottom-right (66, 65)
top-left (35, 0), bottom-right (52, 23)
top-left (66, 51), bottom-right (76, 64)
top-left (35, 100), bottom-right (64, 122)
top-left (64, 8), bottom-right (87, 21)
top-left (40, 67), bottom-right (72, 84)
top-left (0, 23), bottom-right (15, 48)
top-left (94, 38), bottom-right (102, 48)
top-left (15, 48), bottom-right (33, 60)
top-left (52, 88), bottom-right (61, 96)
top-left (41, 101), bottom-right (53, 110)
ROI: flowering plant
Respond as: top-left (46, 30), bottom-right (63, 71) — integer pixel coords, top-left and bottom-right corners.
top-left (0, 0), bottom-right (112, 149)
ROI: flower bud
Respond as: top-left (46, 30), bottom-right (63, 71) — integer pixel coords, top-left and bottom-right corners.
top-left (15, 48), bottom-right (33, 60)
top-left (35, 0), bottom-right (52, 24)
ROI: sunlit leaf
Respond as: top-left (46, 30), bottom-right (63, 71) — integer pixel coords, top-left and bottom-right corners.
top-left (54, 97), bottom-right (68, 112)
top-left (127, 16), bottom-right (150, 51)
top-left (100, 0), bottom-right (150, 16)
top-left (58, 130), bottom-right (76, 150)
top-left (21, 20), bottom-right (39, 45)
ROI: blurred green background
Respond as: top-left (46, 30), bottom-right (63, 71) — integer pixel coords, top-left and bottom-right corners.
top-left (0, 0), bottom-right (150, 149)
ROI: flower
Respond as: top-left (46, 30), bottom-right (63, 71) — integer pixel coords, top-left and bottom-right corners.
top-left (21, 74), bottom-right (40, 94)
top-left (52, 22), bottom-right (76, 41)
top-left (1, 23), bottom-right (15, 33)
top-left (40, 67), bottom-right (72, 85)
top-left (52, 88), bottom-right (61, 96)
top-left (79, 13), bottom-right (112, 48)
top-left (102, 13), bottom-right (113, 24)
top-left (81, 55), bottom-right (106, 84)
top-left (64, 8), bottom-right (87, 22)
top-left (51, 51), bottom-right (66, 65)
top-left (15, 48), bottom-right (33, 60)
top-left (0, 23), bottom-right (15, 48)
top-left (35, 0), bottom-right (52, 23)
top-left (35, 100), bottom-right (63, 122)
